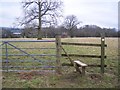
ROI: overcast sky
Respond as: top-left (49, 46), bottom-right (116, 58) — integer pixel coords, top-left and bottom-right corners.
top-left (0, 0), bottom-right (119, 29)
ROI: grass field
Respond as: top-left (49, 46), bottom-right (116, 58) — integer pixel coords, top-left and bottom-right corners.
top-left (1, 37), bottom-right (118, 88)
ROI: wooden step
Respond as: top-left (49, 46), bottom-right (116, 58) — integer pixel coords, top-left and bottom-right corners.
top-left (74, 60), bottom-right (87, 75)
top-left (74, 60), bottom-right (87, 67)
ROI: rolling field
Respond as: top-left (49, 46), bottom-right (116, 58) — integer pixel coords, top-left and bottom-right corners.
top-left (1, 37), bottom-right (119, 88)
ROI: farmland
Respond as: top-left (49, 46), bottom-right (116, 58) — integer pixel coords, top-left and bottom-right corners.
top-left (1, 37), bottom-right (119, 88)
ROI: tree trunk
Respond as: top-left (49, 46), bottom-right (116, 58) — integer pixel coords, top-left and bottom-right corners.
top-left (37, 1), bottom-right (42, 40)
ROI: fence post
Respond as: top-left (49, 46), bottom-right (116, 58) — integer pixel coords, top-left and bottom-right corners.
top-left (56, 35), bottom-right (62, 74)
top-left (5, 42), bottom-right (9, 72)
top-left (101, 34), bottom-right (105, 74)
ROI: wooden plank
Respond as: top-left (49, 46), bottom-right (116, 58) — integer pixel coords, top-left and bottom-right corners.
top-left (61, 63), bottom-right (107, 67)
top-left (74, 60), bottom-right (87, 75)
top-left (62, 42), bottom-right (107, 47)
top-left (74, 61), bottom-right (87, 67)
top-left (62, 54), bottom-right (107, 58)
top-left (88, 64), bottom-right (107, 67)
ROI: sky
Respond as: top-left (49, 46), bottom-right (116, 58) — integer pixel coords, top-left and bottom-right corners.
top-left (0, 0), bottom-right (119, 29)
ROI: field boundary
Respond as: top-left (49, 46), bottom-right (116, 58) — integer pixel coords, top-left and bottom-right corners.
top-left (60, 35), bottom-right (107, 74)
top-left (1, 35), bottom-right (107, 74)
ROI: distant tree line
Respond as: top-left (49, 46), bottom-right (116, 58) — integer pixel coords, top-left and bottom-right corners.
top-left (22, 25), bottom-right (118, 38)
top-left (1, 29), bottom-right (13, 38)
top-left (21, 14), bottom-right (118, 38)
top-left (19, 25), bottom-right (118, 38)
top-left (1, 25), bottom-right (119, 38)
top-left (1, 27), bottom-right (22, 38)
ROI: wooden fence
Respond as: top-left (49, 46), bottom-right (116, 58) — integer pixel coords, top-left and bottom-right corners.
top-left (1, 35), bottom-right (107, 74)
top-left (59, 35), bottom-right (107, 74)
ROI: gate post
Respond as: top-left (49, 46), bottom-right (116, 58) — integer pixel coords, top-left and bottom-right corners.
top-left (55, 35), bottom-right (62, 74)
top-left (5, 42), bottom-right (9, 72)
top-left (101, 34), bottom-right (105, 74)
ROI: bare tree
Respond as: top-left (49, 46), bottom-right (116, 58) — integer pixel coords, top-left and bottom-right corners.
top-left (63, 15), bottom-right (81, 37)
top-left (21, 0), bottom-right (63, 39)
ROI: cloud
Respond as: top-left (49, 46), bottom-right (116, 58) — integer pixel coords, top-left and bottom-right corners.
top-left (63, 0), bottom-right (118, 28)
top-left (0, 0), bottom-right (21, 2)
top-left (0, 1), bottom-right (23, 27)
top-left (0, 0), bottom-right (118, 28)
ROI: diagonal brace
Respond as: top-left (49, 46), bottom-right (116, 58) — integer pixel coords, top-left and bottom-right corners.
top-left (7, 42), bottom-right (37, 60)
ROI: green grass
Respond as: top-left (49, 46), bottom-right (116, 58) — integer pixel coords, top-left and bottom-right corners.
top-left (1, 37), bottom-right (118, 88)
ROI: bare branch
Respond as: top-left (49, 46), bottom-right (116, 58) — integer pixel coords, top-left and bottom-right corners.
top-left (64, 15), bottom-right (81, 30)
top-left (20, 0), bottom-right (63, 26)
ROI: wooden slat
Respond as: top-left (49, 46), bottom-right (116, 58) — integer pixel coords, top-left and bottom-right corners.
top-left (61, 63), bottom-right (107, 67)
top-left (74, 60), bottom-right (87, 67)
top-left (88, 64), bottom-right (107, 67)
top-left (62, 54), bottom-right (107, 58)
top-left (61, 42), bottom-right (107, 47)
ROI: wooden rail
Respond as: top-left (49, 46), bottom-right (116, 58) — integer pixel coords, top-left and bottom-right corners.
top-left (62, 42), bottom-right (107, 47)
top-left (88, 64), bottom-right (107, 67)
top-left (60, 34), bottom-right (107, 74)
top-left (62, 54), bottom-right (107, 58)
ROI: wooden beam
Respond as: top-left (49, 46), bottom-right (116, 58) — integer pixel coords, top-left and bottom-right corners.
top-left (61, 63), bottom-right (107, 67)
top-left (61, 46), bottom-right (74, 65)
top-left (61, 42), bottom-right (107, 47)
top-left (62, 54), bottom-right (107, 58)
top-left (88, 64), bottom-right (107, 67)
top-left (74, 60), bottom-right (87, 67)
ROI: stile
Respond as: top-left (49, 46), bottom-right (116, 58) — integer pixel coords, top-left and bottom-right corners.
top-left (74, 60), bottom-right (87, 75)
top-left (61, 35), bottom-right (107, 74)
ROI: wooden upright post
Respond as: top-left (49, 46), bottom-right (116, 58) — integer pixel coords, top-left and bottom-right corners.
top-left (56, 35), bottom-right (62, 74)
top-left (101, 34), bottom-right (105, 74)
